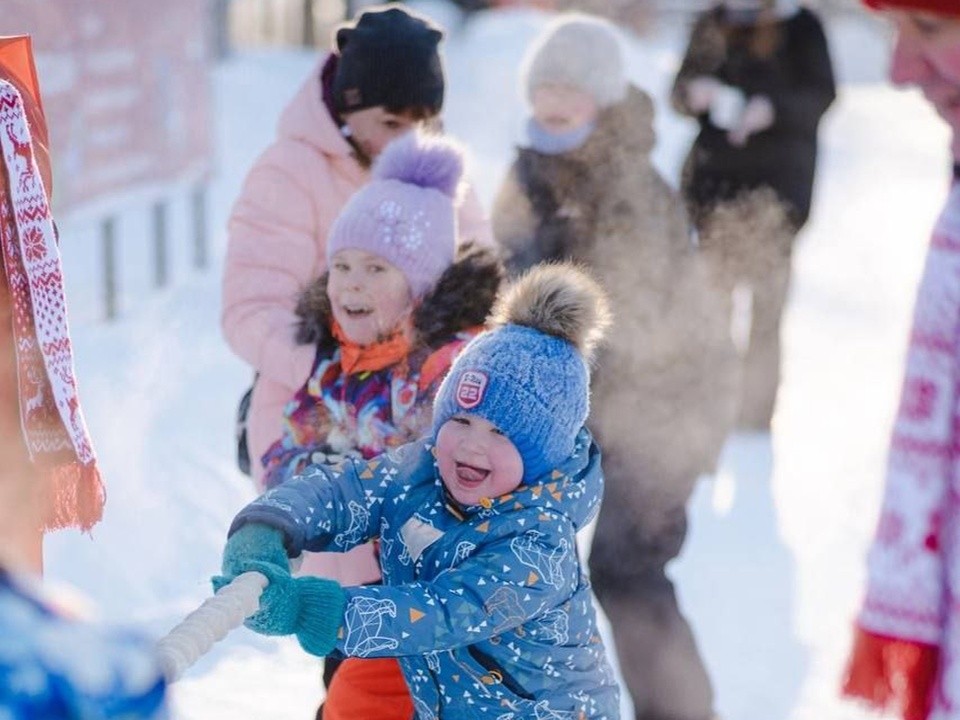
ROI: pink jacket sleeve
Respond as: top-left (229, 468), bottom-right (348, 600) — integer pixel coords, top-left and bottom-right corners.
top-left (221, 145), bottom-right (323, 389)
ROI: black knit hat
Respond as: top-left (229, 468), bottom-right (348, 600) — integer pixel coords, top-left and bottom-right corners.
top-left (332, 6), bottom-right (445, 115)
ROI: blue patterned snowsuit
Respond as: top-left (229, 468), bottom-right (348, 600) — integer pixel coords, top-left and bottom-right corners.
top-left (233, 427), bottom-right (620, 719)
top-left (0, 569), bottom-right (168, 719)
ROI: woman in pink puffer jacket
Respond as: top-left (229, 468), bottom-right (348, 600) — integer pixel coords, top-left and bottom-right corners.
top-left (222, 6), bottom-right (494, 503)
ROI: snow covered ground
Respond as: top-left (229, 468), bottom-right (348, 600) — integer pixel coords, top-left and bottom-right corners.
top-left (38, 5), bottom-right (952, 719)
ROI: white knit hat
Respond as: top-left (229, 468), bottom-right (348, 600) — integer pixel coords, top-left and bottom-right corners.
top-left (522, 14), bottom-right (627, 110)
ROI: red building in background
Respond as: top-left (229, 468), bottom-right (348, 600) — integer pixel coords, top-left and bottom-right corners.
top-left (2, 1), bottom-right (212, 217)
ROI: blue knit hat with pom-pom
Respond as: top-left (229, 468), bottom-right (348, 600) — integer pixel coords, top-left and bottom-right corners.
top-left (432, 264), bottom-right (610, 483)
top-left (327, 131), bottom-right (464, 298)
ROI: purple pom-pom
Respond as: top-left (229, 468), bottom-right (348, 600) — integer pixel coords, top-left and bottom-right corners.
top-left (372, 132), bottom-right (464, 198)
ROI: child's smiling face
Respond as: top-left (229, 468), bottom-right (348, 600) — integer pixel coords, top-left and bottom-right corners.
top-left (531, 82), bottom-right (599, 135)
top-left (435, 414), bottom-right (524, 506)
top-left (327, 248), bottom-right (412, 346)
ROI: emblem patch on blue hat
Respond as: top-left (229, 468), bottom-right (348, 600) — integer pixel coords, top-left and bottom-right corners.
top-left (455, 370), bottom-right (487, 409)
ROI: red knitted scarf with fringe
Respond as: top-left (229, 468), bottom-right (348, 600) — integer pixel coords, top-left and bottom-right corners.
top-left (843, 184), bottom-right (960, 720)
top-left (0, 80), bottom-right (103, 531)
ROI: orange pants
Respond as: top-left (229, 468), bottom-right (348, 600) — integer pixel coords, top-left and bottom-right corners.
top-left (323, 657), bottom-right (413, 720)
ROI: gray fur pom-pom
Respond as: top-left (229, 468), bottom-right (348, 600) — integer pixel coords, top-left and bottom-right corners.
top-left (491, 262), bottom-right (611, 361)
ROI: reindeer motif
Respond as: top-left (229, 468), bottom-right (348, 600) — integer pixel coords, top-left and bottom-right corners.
top-left (4, 122), bottom-right (37, 196)
top-left (24, 384), bottom-right (43, 415)
top-left (22, 367), bottom-right (45, 417)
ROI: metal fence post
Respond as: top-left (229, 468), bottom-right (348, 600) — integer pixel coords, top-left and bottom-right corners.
top-left (153, 200), bottom-right (169, 288)
top-left (193, 184), bottom-right (208, 270)
top-left (212, 0), bottom-right (232, 60)
top-left (102, 216), bottom-right (117, 320)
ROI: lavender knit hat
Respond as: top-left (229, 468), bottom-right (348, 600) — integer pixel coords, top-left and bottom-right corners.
top-left (327, 132), bottom-right (464, 298)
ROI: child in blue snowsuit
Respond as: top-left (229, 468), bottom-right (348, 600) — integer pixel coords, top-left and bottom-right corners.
top-left (216, 263), bottom-right (620, 719)
top-left (0, 567), bottom-right (168, 719)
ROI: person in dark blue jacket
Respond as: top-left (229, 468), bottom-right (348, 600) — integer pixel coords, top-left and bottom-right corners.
top-left (0, 567), bottom-right (168, 719)
top-left (215, 263), bottom-right (621, 719)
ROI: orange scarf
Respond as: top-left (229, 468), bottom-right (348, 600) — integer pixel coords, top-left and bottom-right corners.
top-left (331, 320), bottom-right (412, 375)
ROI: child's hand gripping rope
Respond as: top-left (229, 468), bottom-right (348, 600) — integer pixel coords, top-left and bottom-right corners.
top-left (155, 524), bottom-right (346, 682)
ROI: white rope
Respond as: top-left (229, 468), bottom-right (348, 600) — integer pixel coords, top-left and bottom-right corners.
top-left (155, 571), bottom-right (268, 682)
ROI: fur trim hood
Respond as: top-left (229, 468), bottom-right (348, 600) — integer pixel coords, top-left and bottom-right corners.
top-left (574, 84), bottom-right (655, 166)
top-left (294, 242), bottom-right (503, 350)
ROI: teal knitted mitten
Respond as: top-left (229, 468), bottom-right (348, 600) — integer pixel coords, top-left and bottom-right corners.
top-left (214, 523), bottom-right (289, 587)
top-left (240, 561), bottom-right (302, 636)
top-left (232, 564), bottom-right (345, 644)
top-left (212, 523), bottom-right (346, 647)
top-left (294, 577), bottom-right (348, 657)
top-left (212, 523), bottom-right (300, 636)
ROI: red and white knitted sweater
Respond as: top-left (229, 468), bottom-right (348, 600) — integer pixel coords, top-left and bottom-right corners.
top-left (845, 183), bottom-right (960, 720)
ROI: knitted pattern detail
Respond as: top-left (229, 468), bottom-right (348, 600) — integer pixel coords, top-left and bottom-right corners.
top-left (0, 80), bottom-right (103, 530)
top-left (845, 183), bottom-right (960, 719)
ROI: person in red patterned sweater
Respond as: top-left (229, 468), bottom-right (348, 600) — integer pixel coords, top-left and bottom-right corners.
top-left (842, 3), bottom-right (960, 720)
top-left (0, 38), bottom-right (155, 720)
top-left (0, 39), bottom-right (104, 577)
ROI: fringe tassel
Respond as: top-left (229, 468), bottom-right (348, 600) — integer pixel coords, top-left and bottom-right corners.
top-left (843, 626), bottom-right (939, 720)
top-left (39, 461), bottom-right (105, 533)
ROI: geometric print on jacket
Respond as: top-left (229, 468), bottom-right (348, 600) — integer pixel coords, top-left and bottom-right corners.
top-left (0, 569), bottom-right (168, 719)
top-left (233, 428), bottom-right (620, 718)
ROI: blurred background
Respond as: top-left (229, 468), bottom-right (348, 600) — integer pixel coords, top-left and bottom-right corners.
top-left (4, 0), bottom-right (885, 323)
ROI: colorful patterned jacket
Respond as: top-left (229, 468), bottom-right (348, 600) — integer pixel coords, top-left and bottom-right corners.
top-left (261, 244), bottom-right (502, 490)
top-left (0, 569), bottom-right (168, 719)
top-left (261, 333), bottom-right (472, 489)
top-left (233, 428), bottom-right (620, 719)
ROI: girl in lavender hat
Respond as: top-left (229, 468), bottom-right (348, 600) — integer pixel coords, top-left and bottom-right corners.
top-left (259, 129), bottom-right (501, 719)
